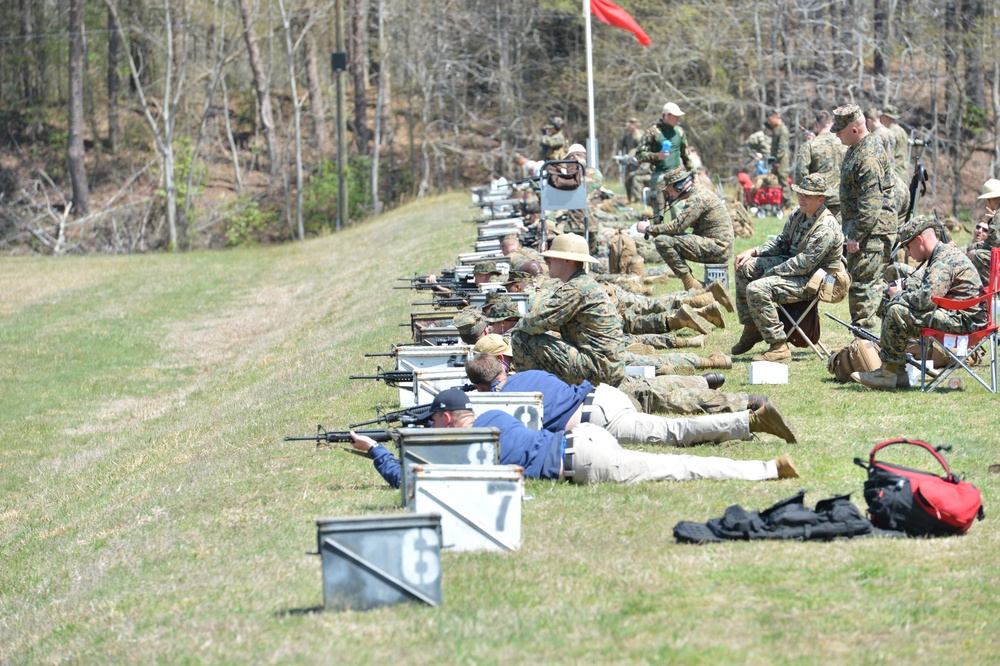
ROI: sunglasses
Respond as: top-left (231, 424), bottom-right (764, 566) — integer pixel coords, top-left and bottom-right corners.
top-left (976, 225), bottom-right (989, 232)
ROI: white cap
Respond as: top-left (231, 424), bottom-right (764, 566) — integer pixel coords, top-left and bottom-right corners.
top-left (662, 102), bottom-right (685, 116)
top-left (978, 178), bottom-right (1000, 200)
top-left (566, 143), bottom-right (587, 157)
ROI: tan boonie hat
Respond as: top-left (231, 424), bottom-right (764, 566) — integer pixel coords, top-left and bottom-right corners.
top-left (473, 261), bottom-right (501, 275)
top-left (541, 233), bottom-right (598, 264)
top-left (977, 178), bottom-right (1000, 200)
top-left (473, 333), bottom-right (512, 357)
top-left (486, 301), bottom-right (521, 323)
top-left (452, 308), bottom-right (487, 335)
top-left (897, 215), bottom-right (937, 245)
top-left (791, 173), bottom-right (829, 197)
top-left (832, 104), bottom-right (862, 132)
top-left (566, 143), bottom-right (587, 157)
top-left (663, 166), bottom-right (692, 185)
top-left (662, 102), bottom-right (685, 116)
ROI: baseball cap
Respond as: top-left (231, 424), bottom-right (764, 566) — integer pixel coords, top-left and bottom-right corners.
top-left (431, 387), bottom-right (473, 414)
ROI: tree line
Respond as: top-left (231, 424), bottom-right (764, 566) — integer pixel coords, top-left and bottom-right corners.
top-left (0, 0), bottom-right (997, 253)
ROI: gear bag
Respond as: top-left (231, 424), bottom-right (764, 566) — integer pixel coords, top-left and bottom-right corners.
top-left (855, 438), bottom-right (985, 537)
top-left (826, 338), bottom-right (881, 382)
top-left (545, 160), bottom-right (584, 191)
top-left (608, 229), bottom-right (644, 276)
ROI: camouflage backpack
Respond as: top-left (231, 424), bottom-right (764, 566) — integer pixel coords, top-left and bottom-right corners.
top-left (608, 229), bottom-right (645, 276)
top-left (726, 197), bottom-right (755, 239)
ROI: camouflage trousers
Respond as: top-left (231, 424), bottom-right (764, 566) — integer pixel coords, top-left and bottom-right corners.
top-left (880, 301), bottom-right (979, 367)
top-left (511, 330), bottom-right (625, 387)
top-left (616, 288), bottom-right (683, 315)
top-left (622, 350), bottom-right (701, 374)
top-left (623, 310), bottom-right (672, 335)
top-left (847, 234), bottom-right (894, 330)
top-left (625, 333), bottom-right (679, 349)
top-left (626, 168), bottom-right (651, 203)
top-left (619, 376), bottom-right (750, 415)
top-left (654, 234), bottom-right (730, 277)
top-left (735, 256), bottom-right (811, 344)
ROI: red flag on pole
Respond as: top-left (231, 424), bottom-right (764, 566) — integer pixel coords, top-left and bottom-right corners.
top-left (590, 0), bottom-right (652, 46)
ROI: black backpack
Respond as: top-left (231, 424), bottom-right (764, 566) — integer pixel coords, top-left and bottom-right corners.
top-left (855, 438), bottom-right (985, 537)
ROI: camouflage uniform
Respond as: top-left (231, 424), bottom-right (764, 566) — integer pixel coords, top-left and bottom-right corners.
top-left (880, 242), bottom-right (984, 367)
top-left (636, 121), bottom-right (693, 217)
top-left (507, 246), bottom-right (546, 272)
top-left (621, 350), bottom-right (702, 372)
top-left (512, 269), bottom-right (626, 386)
top-left (840, 132), bottom-right (898, 329)
top-left (621, 124), bottom-right (647, 203)
top-left (744, 130), bottom-right (772, 162)
top-left (539, 129), bottom-right (567, 161)
top-left (793, 132), bottom-right (846, 215)
top-left (893, 173), bottom-right (911, 224)
top-left (645, 182), bottom-right (734, 279)
top-left (888, 122), bottom-right (909, 181)
top-left (619, 376), bottom-right (750, 415)
top-left (735, 205), bottom-right (844, 344)
top-left (769, 121), bottom-right (791, 197)
top-left (870, 125), bottom-right (895, 158)
top-left (968, 213), bottom-right (1000, 284)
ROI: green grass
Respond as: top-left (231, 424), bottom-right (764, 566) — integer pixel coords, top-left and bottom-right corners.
top-left (2, 195), bottom-right (999, 664)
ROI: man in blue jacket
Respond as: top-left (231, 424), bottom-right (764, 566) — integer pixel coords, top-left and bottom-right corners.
top-left (349, 388), bottom-right (798, 486)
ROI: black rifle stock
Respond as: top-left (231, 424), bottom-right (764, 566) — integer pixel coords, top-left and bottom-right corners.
top-left (350, 403), bottom-right (434, 428)
top-left (349, 368), bottom-right (415, 386)
top-left (825, 313), bottom-right (939, 377)
top-left (283, 425), bottom-right (395, 449)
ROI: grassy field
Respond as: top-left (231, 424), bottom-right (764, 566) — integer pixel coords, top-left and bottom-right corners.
top-left (2, 193), bottom-right (999, 664)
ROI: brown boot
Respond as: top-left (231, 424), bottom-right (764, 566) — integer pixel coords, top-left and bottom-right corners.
top-left (679, 270), bottom-right (701, 291)
top-left (753, 342), bottom-right (791, 363)
top-left (699, 351), bottom-right (733, 369)
top-left (673, 334), bottom-right (705, 348)
top-left (706, 280), bottom-right (735, 313)
top-left (702, 372), bottom-right (725, 389)
top-left (696, 302), bottom-right (726, 328)
top-left (666, 304), bottom-right (712, 335)
top-left (730, 325), bottom-right (764, 355)
top-left (750, 402), bottom-right (798, 443)
top-left (773, 454), bottom-right (800, 479)
top-left (682, 292), bottom-right (715, 309)
top-left (851, 364), bottom-right (908, 390)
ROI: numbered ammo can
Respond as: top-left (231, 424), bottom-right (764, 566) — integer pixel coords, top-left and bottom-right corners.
top-left (411, 465), bottom-right (524, 552)
top-left (315, 513), bottom-right (443, 611)
top-left (396, 427), bottom-right (501, 507)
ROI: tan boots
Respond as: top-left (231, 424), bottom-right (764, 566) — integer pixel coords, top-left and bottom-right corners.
top-left (666, 304), bottom-right (713, 335)
top-left (753, 342), bottom-right (791, 363)
top-left (731, 325), bottom-right (764, 355)
top-left (749, 402), bottom-right (798, 443)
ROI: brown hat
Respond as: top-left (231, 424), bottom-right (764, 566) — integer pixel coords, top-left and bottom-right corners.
top-left (832, 104), bottom-right (862, 132)
top-left (897, 215), bottom-right (936, 245)
top-left (663, 166), bottom-right (692, 185)
top-left (541, 233), bottom-right (598, 264)
top-left (791, 173), bottom-right (829, 196)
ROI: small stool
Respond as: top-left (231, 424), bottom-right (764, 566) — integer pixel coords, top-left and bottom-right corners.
top-left (703, 263), bottom-right (728, 288)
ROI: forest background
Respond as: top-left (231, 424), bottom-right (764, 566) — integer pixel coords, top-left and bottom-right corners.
top-left (2, 0), bottom-right (999, 253)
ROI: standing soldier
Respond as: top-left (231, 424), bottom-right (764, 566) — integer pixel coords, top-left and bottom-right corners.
top-left (636, 102), bottom-right (694, 219)
top-left (865, 108), bottom-right (895, 157)
top-left (636, 167), bottom-right (734, 291)
top-left (539, 116), bottom-right (568, 161)
top-left (766, 109), bottom-right (791, 201)
top-left (620, 117), bottom-right (646, 203)
top-left (794, 110), bottom-right (847, 218)
top-left (881, 105), bottom-right (909, 181)
top-left (835, 103), bottom-right (897, 330)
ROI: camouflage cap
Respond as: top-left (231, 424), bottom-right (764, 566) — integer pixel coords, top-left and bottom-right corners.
top-left (790, 173), bottom-right (829, 197)
top-left (663, 166), bottom-right (692, 185)
top-left (882, 104), bottom-right (900, 120)
top-left (504, 270), bottom-right (533, 285)
top-left (550, 116), bottom-right (564, 130)
top-left (452, 308), bottom-right (487, 335)
top-left (483, 291), bottom-right (512, 309)
top-left (486, 301), bottom-right (521, 323)
top-left (473, 333), bottom-right (512, 356)
top-left (473, 261), bottom-right (502, 275)
top-left (897, 215), bottom-right (936, 245)
top-left (499, 232), bottom-right (519, 242)
top-left (832, 104), bottom-right (862, 132)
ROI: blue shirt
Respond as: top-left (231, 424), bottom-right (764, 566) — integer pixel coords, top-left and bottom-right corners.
top-left (367, 410), bottom-right (564, 488)
top-left (496, 370), bottom-right (593, 433)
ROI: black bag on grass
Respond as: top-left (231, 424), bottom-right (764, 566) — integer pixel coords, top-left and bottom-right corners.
top-left (855, 438), bottom-right (985, 537)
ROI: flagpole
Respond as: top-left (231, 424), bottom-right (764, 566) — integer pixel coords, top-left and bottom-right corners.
top-left (584, 0), bottom-right (597, 168)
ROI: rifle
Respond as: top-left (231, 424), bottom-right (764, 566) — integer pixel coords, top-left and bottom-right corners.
top-left (410, 296), bottom-right (470, 309)
top-left (350, 403), bottom-right (434, 428)
top-left (906, 163), bottom-right (927, 223)
top-left (283, 425), bottom-right (395, 451)
top-left (349, 368), bottom-right (417, 386)
top-left (825, 313), bottom-right (939, 378)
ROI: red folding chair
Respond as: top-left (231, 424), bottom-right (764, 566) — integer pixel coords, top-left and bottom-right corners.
top-left (918, 247), bottom-right (1000, 392)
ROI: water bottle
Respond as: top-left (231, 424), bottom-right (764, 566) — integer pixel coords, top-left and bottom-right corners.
top-left (661, 139), bottom-right (672, 156)
top-left (947, 378), bottom-right (963, 390)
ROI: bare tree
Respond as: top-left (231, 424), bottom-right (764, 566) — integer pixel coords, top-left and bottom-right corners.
top-left (67, 0), bottom-right (90, 215)
top-left (237, 0), bottom-right (280, 175)
top-left (351, 0), bottom-right (371, 154)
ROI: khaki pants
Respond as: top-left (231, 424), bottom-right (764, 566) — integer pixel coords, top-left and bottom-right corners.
top-left (566, 423), bottom-right (777, 485)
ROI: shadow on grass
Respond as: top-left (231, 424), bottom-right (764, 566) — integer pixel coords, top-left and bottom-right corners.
top-left (274, 606), bottom-right (325, 617)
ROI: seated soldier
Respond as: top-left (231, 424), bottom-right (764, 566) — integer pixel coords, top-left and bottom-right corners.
top-left (466, 353), bottom-right (797, 445)
top-left (500, 233), bottom-right (547, 274)
top-left (350, 388), bottom-right (799, 487)
top-left (511, 233), bottom-right (626, 386)
top-left (636, 167), bottom-right (734, 291)
top-left (731, 173), bottom-right (845, 362)
top-left (853, 216), bottom-right (985, 390)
